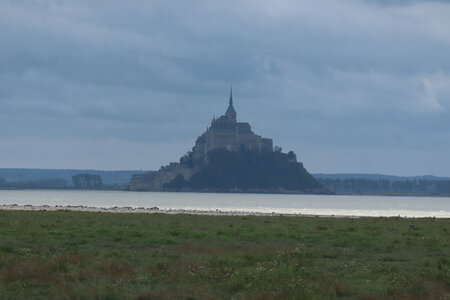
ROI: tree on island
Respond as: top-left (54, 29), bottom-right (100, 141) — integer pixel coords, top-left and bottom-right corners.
top-left (180, 150), bottom-right (195, 168)
top-left (72, 174), bottom-right (103, 188)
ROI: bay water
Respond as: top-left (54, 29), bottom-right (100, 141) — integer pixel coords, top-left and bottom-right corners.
top-left (0, 190), bottom-right (449, 218)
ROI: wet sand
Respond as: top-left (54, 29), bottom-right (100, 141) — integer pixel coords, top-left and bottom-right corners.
top-left (0, 203), bottom-right (360, 218)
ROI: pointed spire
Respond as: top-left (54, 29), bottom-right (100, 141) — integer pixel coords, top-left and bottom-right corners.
top-left (225, 85), bottom-right (237, 122)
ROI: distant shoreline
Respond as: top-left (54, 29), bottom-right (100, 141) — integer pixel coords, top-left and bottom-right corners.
top-left (2, 169), bottom-right (450, 195)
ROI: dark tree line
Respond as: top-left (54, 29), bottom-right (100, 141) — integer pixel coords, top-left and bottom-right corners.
top-left (72, 174), bottom-right (103, 188)
top-left (318, 178), bottom-right (450, 194)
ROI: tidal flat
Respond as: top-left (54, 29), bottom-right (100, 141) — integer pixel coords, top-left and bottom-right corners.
top-left (0, 211), bottom-right (448, 299)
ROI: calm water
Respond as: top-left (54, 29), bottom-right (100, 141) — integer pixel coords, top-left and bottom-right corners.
top-left (0, 190), bottom-right (449, 218)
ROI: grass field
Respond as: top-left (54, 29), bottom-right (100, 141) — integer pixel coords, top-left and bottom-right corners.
top-left (0, 211), bottom-right (448, 299)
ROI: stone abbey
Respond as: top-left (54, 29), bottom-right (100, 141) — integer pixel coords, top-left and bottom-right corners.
top-left (128, 88), bottom-right (325, 193)
top-left (193, 88), bottom-right (273, 160)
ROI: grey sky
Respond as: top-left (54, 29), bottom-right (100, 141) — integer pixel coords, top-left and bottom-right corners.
top-left (1, 0), bottom-right (450, 175)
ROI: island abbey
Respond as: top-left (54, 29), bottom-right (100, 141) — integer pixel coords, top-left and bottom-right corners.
top-left (128, 89), bottom-right (324, 193)
top-left (193, 88), bottom-right (273, 160)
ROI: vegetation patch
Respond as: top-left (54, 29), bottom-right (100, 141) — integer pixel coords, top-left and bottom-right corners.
top-left (0, 211), bottom-right (448, 299)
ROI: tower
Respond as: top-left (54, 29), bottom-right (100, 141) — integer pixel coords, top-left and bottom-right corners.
top-left (225, 86), bottom-right (237, 122)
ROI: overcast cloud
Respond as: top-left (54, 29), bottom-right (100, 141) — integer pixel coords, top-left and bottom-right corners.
top-left (1, 0), bottom-right (450, 175)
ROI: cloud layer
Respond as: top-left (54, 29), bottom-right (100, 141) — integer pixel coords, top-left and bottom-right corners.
top-left (1, 0), bottom-right (450, 175)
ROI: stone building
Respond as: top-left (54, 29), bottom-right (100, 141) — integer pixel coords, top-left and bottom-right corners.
top-left (193, 88), bottom-right (273, 160)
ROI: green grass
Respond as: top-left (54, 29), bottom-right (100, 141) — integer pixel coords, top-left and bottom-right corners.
top-left (0, 211), bottom-right (448, 299)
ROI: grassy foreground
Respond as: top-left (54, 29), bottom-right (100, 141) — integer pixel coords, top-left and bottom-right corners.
top-left (0, 211), bottom-right (448, 299)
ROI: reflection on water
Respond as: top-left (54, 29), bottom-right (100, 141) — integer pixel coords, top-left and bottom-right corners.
top-left (0, 190), bottom-right (449, 218)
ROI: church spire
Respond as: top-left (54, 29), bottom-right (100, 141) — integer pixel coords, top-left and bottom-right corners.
top-left (225, 86), bottom-right (237, 122)
top-left (229, 85), bottom-right (233, 106)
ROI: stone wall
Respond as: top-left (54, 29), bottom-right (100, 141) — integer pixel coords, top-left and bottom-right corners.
top-left (128, 163), bottom-right (198, 191)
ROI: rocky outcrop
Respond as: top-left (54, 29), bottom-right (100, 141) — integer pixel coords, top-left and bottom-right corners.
top-left (127, 149), bottom-right (331, 194)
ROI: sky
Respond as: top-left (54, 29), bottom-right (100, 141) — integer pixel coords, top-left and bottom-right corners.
top-left (1, 0), bottom-right (450, 176)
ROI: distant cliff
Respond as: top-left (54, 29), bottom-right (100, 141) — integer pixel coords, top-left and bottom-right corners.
top-left (127, 149), bottom-right (330, 194)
